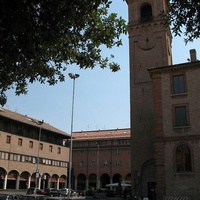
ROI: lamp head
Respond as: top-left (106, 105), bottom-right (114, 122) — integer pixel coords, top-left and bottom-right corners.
top-left (75, 74), bottom-right (79, 78)
top-left (38, 120), bottom-right (44, 125)
top-left (68, 73), bottom-right (80, 79)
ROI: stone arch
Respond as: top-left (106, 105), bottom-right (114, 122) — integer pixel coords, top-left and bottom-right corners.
top-left (124, 173), bottom-right (131, 183)
top-left (19, 171), bottom-right (30, 189)
top-left (59, 174), bottom-right (66, 189)
top-left (41, 173), bottom-right (49, 189)
top-left (112, 173), bottom-right (122, 183)
top-left (7, 170), bottom-right (19, 189)
top-left (141, 158), bottom-right (156, 198)
top-left (174, 143), bottom-right (193, 172)
top-left (0, 167), bottom-right (7, 189)
top-left (88, 173), bottom-right (96, 189)
top-left (77, 173), bottom-right (86, 191)
top-left (135, 27), bottom-right (140, 34)
top-left (31, 172), bottom-right (39, 187)
top-left (50, 174), bottom-right (59, 188)
top-left (141, 3), bottom-right (153, 23)
top-left (100, 173), bottom-right (110, 188)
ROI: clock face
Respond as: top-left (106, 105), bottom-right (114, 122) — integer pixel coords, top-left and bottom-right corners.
top-left (138, 32), bottom-right (156, 50)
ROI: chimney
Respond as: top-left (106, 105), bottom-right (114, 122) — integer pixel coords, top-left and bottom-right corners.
top-left (190, 49), bottom-right (197, 62)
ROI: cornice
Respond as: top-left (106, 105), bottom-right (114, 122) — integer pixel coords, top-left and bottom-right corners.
top-left (148, 61), bottom-right (200, 76)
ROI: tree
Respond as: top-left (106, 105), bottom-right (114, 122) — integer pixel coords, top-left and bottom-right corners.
top-left (0, 0), bottom-right (127, 106)
top-left (167, 0), bottom-right (200, 43)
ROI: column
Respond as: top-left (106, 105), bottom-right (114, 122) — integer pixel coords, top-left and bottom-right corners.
top-left (4, 174), bottom-right (7, 189)
top-left (57, 178), bottom-right (59, 190)
top-left (38, 176), bottom-right (41, 189)
top-left (27, 175), bottom-right (31, 189)
top-left (16, 174), bottom-right (20, 189)
top-left (86, 178), bottom-right (89, 191)
top-left (75, 178), bottom-right (77, 191)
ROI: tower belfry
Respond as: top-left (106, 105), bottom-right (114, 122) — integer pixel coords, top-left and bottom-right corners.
top-left (126, 0), bottom-right (172, 198)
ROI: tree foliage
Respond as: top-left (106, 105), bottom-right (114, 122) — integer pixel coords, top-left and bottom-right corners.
top-left (0, 0), bottom-right (127, 106)
top-left (167, 0), bottom-right (200, 43)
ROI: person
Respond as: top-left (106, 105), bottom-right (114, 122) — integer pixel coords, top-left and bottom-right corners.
top-left (117, 182), bottom-right (122, 199)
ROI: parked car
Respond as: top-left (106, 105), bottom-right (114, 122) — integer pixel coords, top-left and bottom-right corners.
top-left (21, 194), bottom-right (48, 200)
top-left (46, 198), bottom-right (68, 200)
top-left (0, 194), bottom-right (21, 200)
top-left (43, 188), bottom-right (61, 197)
top-left (27, 188), bottom-right (44, 195)
top-left (59, 188), bottom-right (76, 197)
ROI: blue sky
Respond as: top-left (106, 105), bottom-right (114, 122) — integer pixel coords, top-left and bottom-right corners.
top-left (4, 0), bottom-right (200, 134)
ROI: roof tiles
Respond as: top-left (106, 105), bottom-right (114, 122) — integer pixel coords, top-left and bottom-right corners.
top-left (73, 128), bottom-right (130, 141)
top-left (0, 107), bottom-right (68, 136)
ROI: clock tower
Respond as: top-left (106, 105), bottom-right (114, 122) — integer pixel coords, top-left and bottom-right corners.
top-left (126, 0), bottom-right (172, 199)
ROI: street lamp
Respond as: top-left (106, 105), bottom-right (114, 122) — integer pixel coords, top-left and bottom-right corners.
top-left (68, 73), bottom-right (79, 198)
top-left (96, 141), bottom-right (100, 189)
top-left (36, 120), bottom-right (44, 189)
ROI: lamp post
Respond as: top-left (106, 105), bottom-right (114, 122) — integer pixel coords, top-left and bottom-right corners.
top-left (96, 141), bottom-right (100, 189)
top-left (68, 73), bottom-right (79, 199)
top-left (36, 120), bottom-right (44, 189)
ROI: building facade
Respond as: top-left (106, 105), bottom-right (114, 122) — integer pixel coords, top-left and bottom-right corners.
top-left (0, 108), bottom-right (70, 190)
top-left (126, 0), bottom-right (200, 199)
top-left (126, 0), bottom-right (172, 198)
top-left (149, 54), bottom-right (200, 200)
top-left (71, 128), bottom-right (131, 192)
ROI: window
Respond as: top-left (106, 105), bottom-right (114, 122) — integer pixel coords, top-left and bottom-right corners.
top-left (173, 105), bottom-right (189, 127)
top-left (6, 135), bottom-right (11, 144)
top-left (78, 161), bottom-right (84, 167)
top-left (18, 138), bottom-right (22, 146)
top-left (113, 160), bottom-right (121, 167)
top-left (25, 156), bottom-right (31, 162)
top-left (79, 150), bottom-right (85, 156)
top-left (172, 74), bottom-right (186, 94)
top-left (176, 145), bottom-right (192, 172)
top-left (91, 160), bottom-right (96, 167)
top-left (1, 152), bottom-right (9, 160)
top-left (49, 145), bottom-right (53, 152)
top-left (115, 149), bottom-right (120, 155)
top-left (22, 156), bottom-right (25, 162)
top-left (17, 155), bottom-right (20, 161)
top-left (57, 147), bottom-right (61, 154)
top-left (32, 157), bottom-right (36, 163)
top-left (29, 141), bottom-right (33, 148)
top-left (45, 159), bottom-right (51, 165)
top-left (90, 150), bottom-right (96, 156)
top-left (61, 162), bottom-right (67, 167)
top-left (102, 149), bottom-right (108, 156)
top-left (10, 153), bottom-right (13, 160)
top-left (39, 143), bottom-right (43, 150)
top-left (141, 4), bottom-right (153, 23)
top-left (118, 139), bottom-right (123, 144)
top-left (103, 160), bottom-right (109, 166)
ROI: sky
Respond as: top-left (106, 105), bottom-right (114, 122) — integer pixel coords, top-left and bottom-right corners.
top-left (4, 0), bottom-right (200, 134)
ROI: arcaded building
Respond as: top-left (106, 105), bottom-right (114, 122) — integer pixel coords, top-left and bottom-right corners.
top-left (71, 128), bottom-right (131, 192)
top-left (126, 0), bottom-right (200, 199)
top-left (0, 108), bottom-right (70, 190)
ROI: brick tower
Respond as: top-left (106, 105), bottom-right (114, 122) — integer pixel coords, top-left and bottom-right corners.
top-left (126, 0), bottom-right (172, 199)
